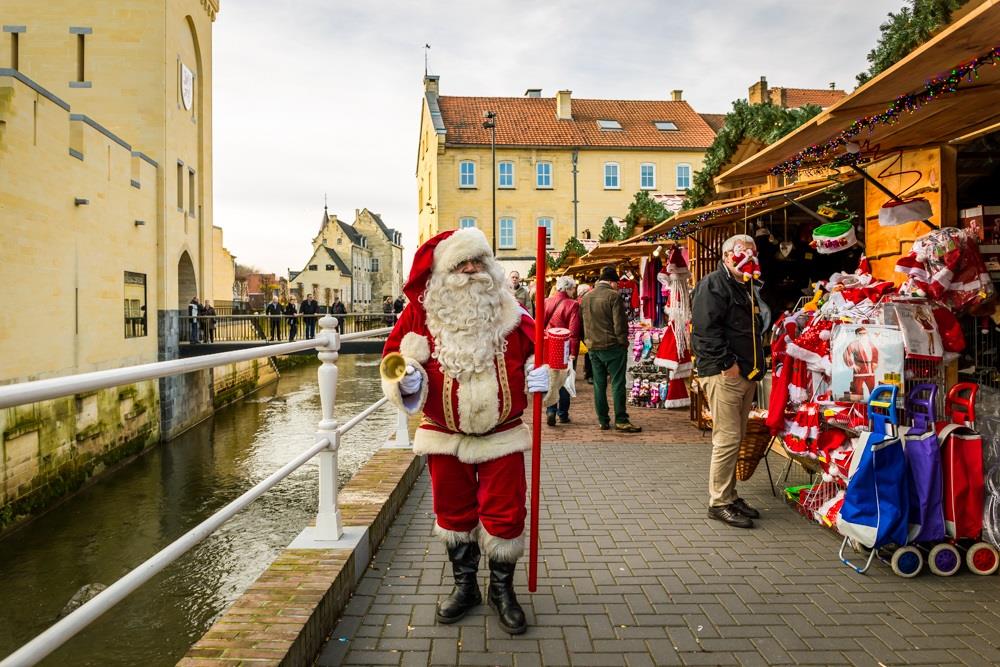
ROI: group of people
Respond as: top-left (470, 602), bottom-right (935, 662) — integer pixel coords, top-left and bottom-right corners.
top-left (382, 294), bottom-right (406, 325)
top-left (265, 294), bottom-right (321, 341)
top-left (186, 297), bottom-right (217, 344)
top-left (508, 267), bottom-right (642, 433)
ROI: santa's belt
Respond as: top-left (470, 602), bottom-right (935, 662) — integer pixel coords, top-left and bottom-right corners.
top-left (418, 415), bottom-right (523, 436)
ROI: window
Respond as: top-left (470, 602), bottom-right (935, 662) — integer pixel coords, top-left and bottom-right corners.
top-left (597, 119), bottom-right (622, 130)
top-left (536, 161), bottom-right (552, 189)
top-left (372, 258), bottom-right (380, 273)
top-left (76, 34), bottom-right (85, 82)
top-left (538, 218), bottom-right (553, 248)
top-left (124, 271), bottom-right (147, 338)
top-left (499, 217), bottom-right (516, 249)
top-left (308, 264), bottom-right (318, 271)
top-left (640, 163), bottom-right (656, 190)
top-left (10, 32), bottom-right (19, 71)
top-left (654, 121), bottom-right (678, 131)
top-left (176, 161), bottom-right (184, 209)
top-left (188, 168), bottom-right (195, 216)
top-left (337, 237), bottom-right (342, 245)
top-left (325, 264), bottom-right (334, 271)
top-left (459, 160), bottom-right (476, 188)
top-left (604, 162), bottom-right (620, 189)
top-left (676, 164), bottom-right (691, 190)
top-left (459, 217), bottom-right (476, 229)
top-left (498, 161), bottom-right (514, 188)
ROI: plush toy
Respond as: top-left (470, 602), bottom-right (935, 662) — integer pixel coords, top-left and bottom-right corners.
top-left (802, 282), bottom-right (825, 312)
top-left (639, 379), bottom-right (651, 406)
top-left (632, 331), bottom-right (644, 361)
top-left (641, 331), bottom-right (653, 360)
top-left (629, 378), bottom-right (642, 404)
top-left (649, 380), bottom-right (660, 408)
top-left (731, 248), bottom-right (761, 282)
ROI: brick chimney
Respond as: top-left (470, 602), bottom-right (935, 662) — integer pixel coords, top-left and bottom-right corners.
top-left (772, 87), bottom-right (788, 108)
top-left (556, 90), bottom-right (572, 120)
top-left (748, 76), bottom-right (768, 105)
top-left (424, 74), bottom-right (439, 94)
top-left (671, 90), bottom-right (683, 102)
top-left (524, 88), bottom-right (542, 98)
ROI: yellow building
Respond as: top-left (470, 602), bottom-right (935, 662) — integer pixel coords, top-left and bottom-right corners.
top-left (417, 76), bottom-right (715, 273)
top-left (212, 225), bottom-right (238, 310)
top-left (0, 0), bottom-right (219, 526)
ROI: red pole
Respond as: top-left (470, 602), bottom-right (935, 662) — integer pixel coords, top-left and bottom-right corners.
top-left (529, 227), bottom-right (545, 592)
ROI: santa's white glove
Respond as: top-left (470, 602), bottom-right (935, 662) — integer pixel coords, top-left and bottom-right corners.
top-left (399, 367), bottom-right (422, 396)
top-left (527, 365), bottom-right (550, 394)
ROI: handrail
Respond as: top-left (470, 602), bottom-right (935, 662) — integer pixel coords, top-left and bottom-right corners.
top-left (0, 321), bottom-right (392, 410)
top-left (0, 313), bottom-right (404, 666)
top-left (0, 436), bottom-right (337, 667)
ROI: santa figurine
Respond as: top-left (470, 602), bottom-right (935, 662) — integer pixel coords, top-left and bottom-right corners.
top-left (654, 247), bottom-right (693, 407)
top-left (381, 227), bottom-right (562, 635)
top-left (731, 246), bottom-right (761, 282)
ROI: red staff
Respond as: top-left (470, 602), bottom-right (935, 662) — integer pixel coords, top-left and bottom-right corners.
top-left (529, 226), bottom-right (545, 592)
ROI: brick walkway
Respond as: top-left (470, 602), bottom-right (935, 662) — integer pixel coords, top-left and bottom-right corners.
top-left (316, 377), bottom-right (1000, 666)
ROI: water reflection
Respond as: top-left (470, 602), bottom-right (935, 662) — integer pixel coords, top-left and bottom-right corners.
top-left (0, 355), bottom-right (390, 666)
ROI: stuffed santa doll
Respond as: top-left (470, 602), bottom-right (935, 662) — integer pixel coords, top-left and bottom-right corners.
top-left (381, 227), bottom-right (562, 635)
top-left (654, 247), bottom-right (692, 407)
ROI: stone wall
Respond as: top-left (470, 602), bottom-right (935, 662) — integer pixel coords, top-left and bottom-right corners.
top-left (0, 379), bottom-right (159, 533)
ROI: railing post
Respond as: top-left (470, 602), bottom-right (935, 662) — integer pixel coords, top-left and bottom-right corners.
top-left (395, 409), bottom-right (410, 448)
top-left (315, 315), bottom-right (342, 541)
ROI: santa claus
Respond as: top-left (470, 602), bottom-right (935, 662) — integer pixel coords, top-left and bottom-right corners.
top-left (381, 227), bottom-right (561, 635)
top-left (843, 328), bottom-right (879, 399)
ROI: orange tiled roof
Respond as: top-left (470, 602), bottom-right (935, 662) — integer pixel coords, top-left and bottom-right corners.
top-left (782, 88), bottom-right (847, 108)
top-left (436, 96), bottom-right (716, 149)
top-left (699, 113), bottom-right (727, 133)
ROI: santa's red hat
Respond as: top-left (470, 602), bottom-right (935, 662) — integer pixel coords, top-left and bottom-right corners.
top-left (665, 246), bottom-right (689, 275)
top-left (402, 228), bottom-right (495, 303)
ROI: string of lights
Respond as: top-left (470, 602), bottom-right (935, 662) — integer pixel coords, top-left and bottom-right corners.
top-left (769, 44), bottom-right (1000, 178)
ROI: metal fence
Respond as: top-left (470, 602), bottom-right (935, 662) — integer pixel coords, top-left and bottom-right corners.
top-left (179, 312), bottom-right (396, 344)
top-left (0, 316), bottom-right (404, 666)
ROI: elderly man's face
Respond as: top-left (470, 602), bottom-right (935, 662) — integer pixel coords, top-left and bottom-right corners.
top-left (454, 257), bottom-right (487, 275)
top-left (509, 271), bottom-right (520, 287)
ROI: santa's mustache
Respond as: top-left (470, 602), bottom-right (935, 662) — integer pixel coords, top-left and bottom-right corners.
top-left (443, 270), bottom-right (495, 289)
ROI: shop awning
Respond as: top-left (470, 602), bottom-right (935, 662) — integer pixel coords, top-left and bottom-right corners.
top-left (621, 176), bottom-right (854, 243)
top-left (557, 241), bottom-right (657, 275)
top-left (716, 0), bottom-right (1000, 189)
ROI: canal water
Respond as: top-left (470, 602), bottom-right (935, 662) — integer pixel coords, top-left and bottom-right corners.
top-left (0, 355), bottom-right (391, 666)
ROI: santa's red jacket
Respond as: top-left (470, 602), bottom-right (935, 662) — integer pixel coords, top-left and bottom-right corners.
top-left (382, 298), bottom-right (559, 465)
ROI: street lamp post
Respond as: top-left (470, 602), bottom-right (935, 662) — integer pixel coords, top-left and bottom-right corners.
top-left (483, 111), bottom-right (497, 255)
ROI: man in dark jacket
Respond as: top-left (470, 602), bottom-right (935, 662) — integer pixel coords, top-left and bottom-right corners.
top-left (284, 296), bottom-right (299, 342)
top-left (580, 267), bottom-right (641, 433)
top-left (265, 296), bottom-right (282, 341)
top-left (301, 293), bottom-right (319, 339)
top-left (330, 297), bottom-right (347, 315)
top-left (691, 234), bottom-right (768, 529)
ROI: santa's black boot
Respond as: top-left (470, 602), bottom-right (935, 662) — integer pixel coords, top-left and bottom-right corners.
top-left (487, 559), bottom-right (527, 634)
top-left (436, 541), bottom-right (482, 624)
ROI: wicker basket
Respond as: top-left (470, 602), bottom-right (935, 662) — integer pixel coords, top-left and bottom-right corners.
top-left (735, 418), bottom-right (774, 481)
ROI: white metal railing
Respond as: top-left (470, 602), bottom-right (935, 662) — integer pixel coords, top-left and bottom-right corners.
top-left (0, 315), bottom-right (404, 667)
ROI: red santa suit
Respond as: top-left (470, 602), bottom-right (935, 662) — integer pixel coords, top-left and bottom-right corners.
top-left (381, 228), bottom-right (561, 562)
top-left (654, 247), bottom-right (692, 408)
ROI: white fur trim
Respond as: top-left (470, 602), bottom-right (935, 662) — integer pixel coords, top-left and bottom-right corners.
top-left (433, 522), bottom-right (479, 546)
top-left (458, 369), bottom-right (501, 434)
top-left (480, 525), bottom-right (524, 562)
top-left (662, 397), bottom-right (690, 408)
top-left (382, 359), bottom-right (429, 415)
top-left (433, 228), bottom-right (494, 274)
top-left (400, 333), bottom-right (431, 364)
top-left (413, 423), bottom-right (531, 464)
top-left (786, 341), bottom-right (831, 374)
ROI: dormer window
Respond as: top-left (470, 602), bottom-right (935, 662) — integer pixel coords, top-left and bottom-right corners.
top-left (597, 119), bottom-right (622, 130)
top-left (654, 121), bottom-right (678, 131)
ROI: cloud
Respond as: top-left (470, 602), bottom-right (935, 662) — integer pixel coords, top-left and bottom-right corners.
top-left (214, 0), bottom-right (902, 274)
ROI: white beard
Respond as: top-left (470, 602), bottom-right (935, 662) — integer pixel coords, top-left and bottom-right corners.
top-left (423, 269), bottom-right (509, 381)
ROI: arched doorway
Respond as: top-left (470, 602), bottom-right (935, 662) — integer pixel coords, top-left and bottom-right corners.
top-left (178, 251), bottom-right (198, 309)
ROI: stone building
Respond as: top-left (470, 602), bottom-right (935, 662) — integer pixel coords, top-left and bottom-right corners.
top-left (416, 75), bottom-right (716, 274)
top-left (747, 76), bottom-right (847, 109)
top-left (290, 207), bottom-right (403, 312)
top-left (0, 0), bottom-right (222, 528)
top-left (212, 225), bottom-right (238, 310)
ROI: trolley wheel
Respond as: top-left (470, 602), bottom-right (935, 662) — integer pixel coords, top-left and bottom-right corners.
top-left (966, 542), bottom-right (999, 575)
top-left (928, 543), bottom-right (962, 576)
top-left (891, 547), bottom-right (923, 578)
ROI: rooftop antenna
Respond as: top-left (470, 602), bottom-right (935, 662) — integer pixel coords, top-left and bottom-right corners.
top-left (424, 44), bottom-right (431, 76)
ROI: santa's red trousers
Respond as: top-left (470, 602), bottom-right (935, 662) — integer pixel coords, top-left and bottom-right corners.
top-left (427, 452), bottom-right (526, 540)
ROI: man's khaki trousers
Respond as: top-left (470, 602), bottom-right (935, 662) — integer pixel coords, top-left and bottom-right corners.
top-left (701, 374), bottom-right (756, 508)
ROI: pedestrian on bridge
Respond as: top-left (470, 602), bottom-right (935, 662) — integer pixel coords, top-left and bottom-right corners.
top-left (203, 301), bottom-right (217, 343)
top-left (284, 296), bottom-right (299, 342)
top-left (382, 227), bottom-right (563, 635)
top-left (266, 296), bottom-right (282, 341)
top-left (187, 297), bottom-right (200, 344)
top-left (301, 293), bottom-right (319, 339)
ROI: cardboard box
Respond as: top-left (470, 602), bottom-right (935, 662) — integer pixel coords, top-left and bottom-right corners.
top-left (960, 205), bottom-right (1000, 243)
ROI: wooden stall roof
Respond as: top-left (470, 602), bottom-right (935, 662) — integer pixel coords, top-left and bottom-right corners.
top-left (558, 241), bottom-right (657, 276)
top-left (716, 0), bottom-right (1000, 189)
top-left (620, 176), bottom-right (854, 243)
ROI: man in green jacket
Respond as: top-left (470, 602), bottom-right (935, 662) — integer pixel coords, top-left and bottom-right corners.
top-left (580, 267), bottom-right (642, 433)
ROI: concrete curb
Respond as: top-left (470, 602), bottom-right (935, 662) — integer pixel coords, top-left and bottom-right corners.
top-left (177, 446), bottom-right (423, 667)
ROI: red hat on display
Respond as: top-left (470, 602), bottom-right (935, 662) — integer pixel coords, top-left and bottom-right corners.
top-left (878, 198), bottom-right (933, 227)
top-left (666, 247), bottom-right (689, 275)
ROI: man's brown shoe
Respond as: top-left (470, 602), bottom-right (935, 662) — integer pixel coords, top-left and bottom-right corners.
top-left (708, 505), bottom-right (753, 529)
top-left (615, 422), bottom-right (642, 433)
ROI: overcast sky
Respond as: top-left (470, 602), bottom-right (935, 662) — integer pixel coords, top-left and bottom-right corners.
top-left (213, 0), bottom-right (903, 276)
